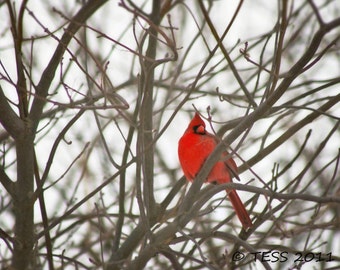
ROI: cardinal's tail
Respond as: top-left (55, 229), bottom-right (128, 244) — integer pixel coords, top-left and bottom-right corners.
top-left (227, 189), bottom-right (252, 229)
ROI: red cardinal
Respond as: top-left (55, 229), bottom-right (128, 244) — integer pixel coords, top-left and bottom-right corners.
top-left (178, 112), bottom-right (252, 229)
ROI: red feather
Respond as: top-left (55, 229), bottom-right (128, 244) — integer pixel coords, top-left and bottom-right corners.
top-left (178, 113), bottom-right (252, 229)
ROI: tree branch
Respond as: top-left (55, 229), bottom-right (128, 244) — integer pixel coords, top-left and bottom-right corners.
top-left (0, 85), bottom-right (24, 139)
top-left (0, 165), bottom-right (15, 196)
top-left (29, 0), bottom-right (109, 132)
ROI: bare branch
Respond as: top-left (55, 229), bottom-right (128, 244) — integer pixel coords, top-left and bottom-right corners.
top-left (29, 0), bottom-right (109, 131)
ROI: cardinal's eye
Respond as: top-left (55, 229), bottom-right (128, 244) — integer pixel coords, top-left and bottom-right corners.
top-left (193, 125), bottom-right (205, 134)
